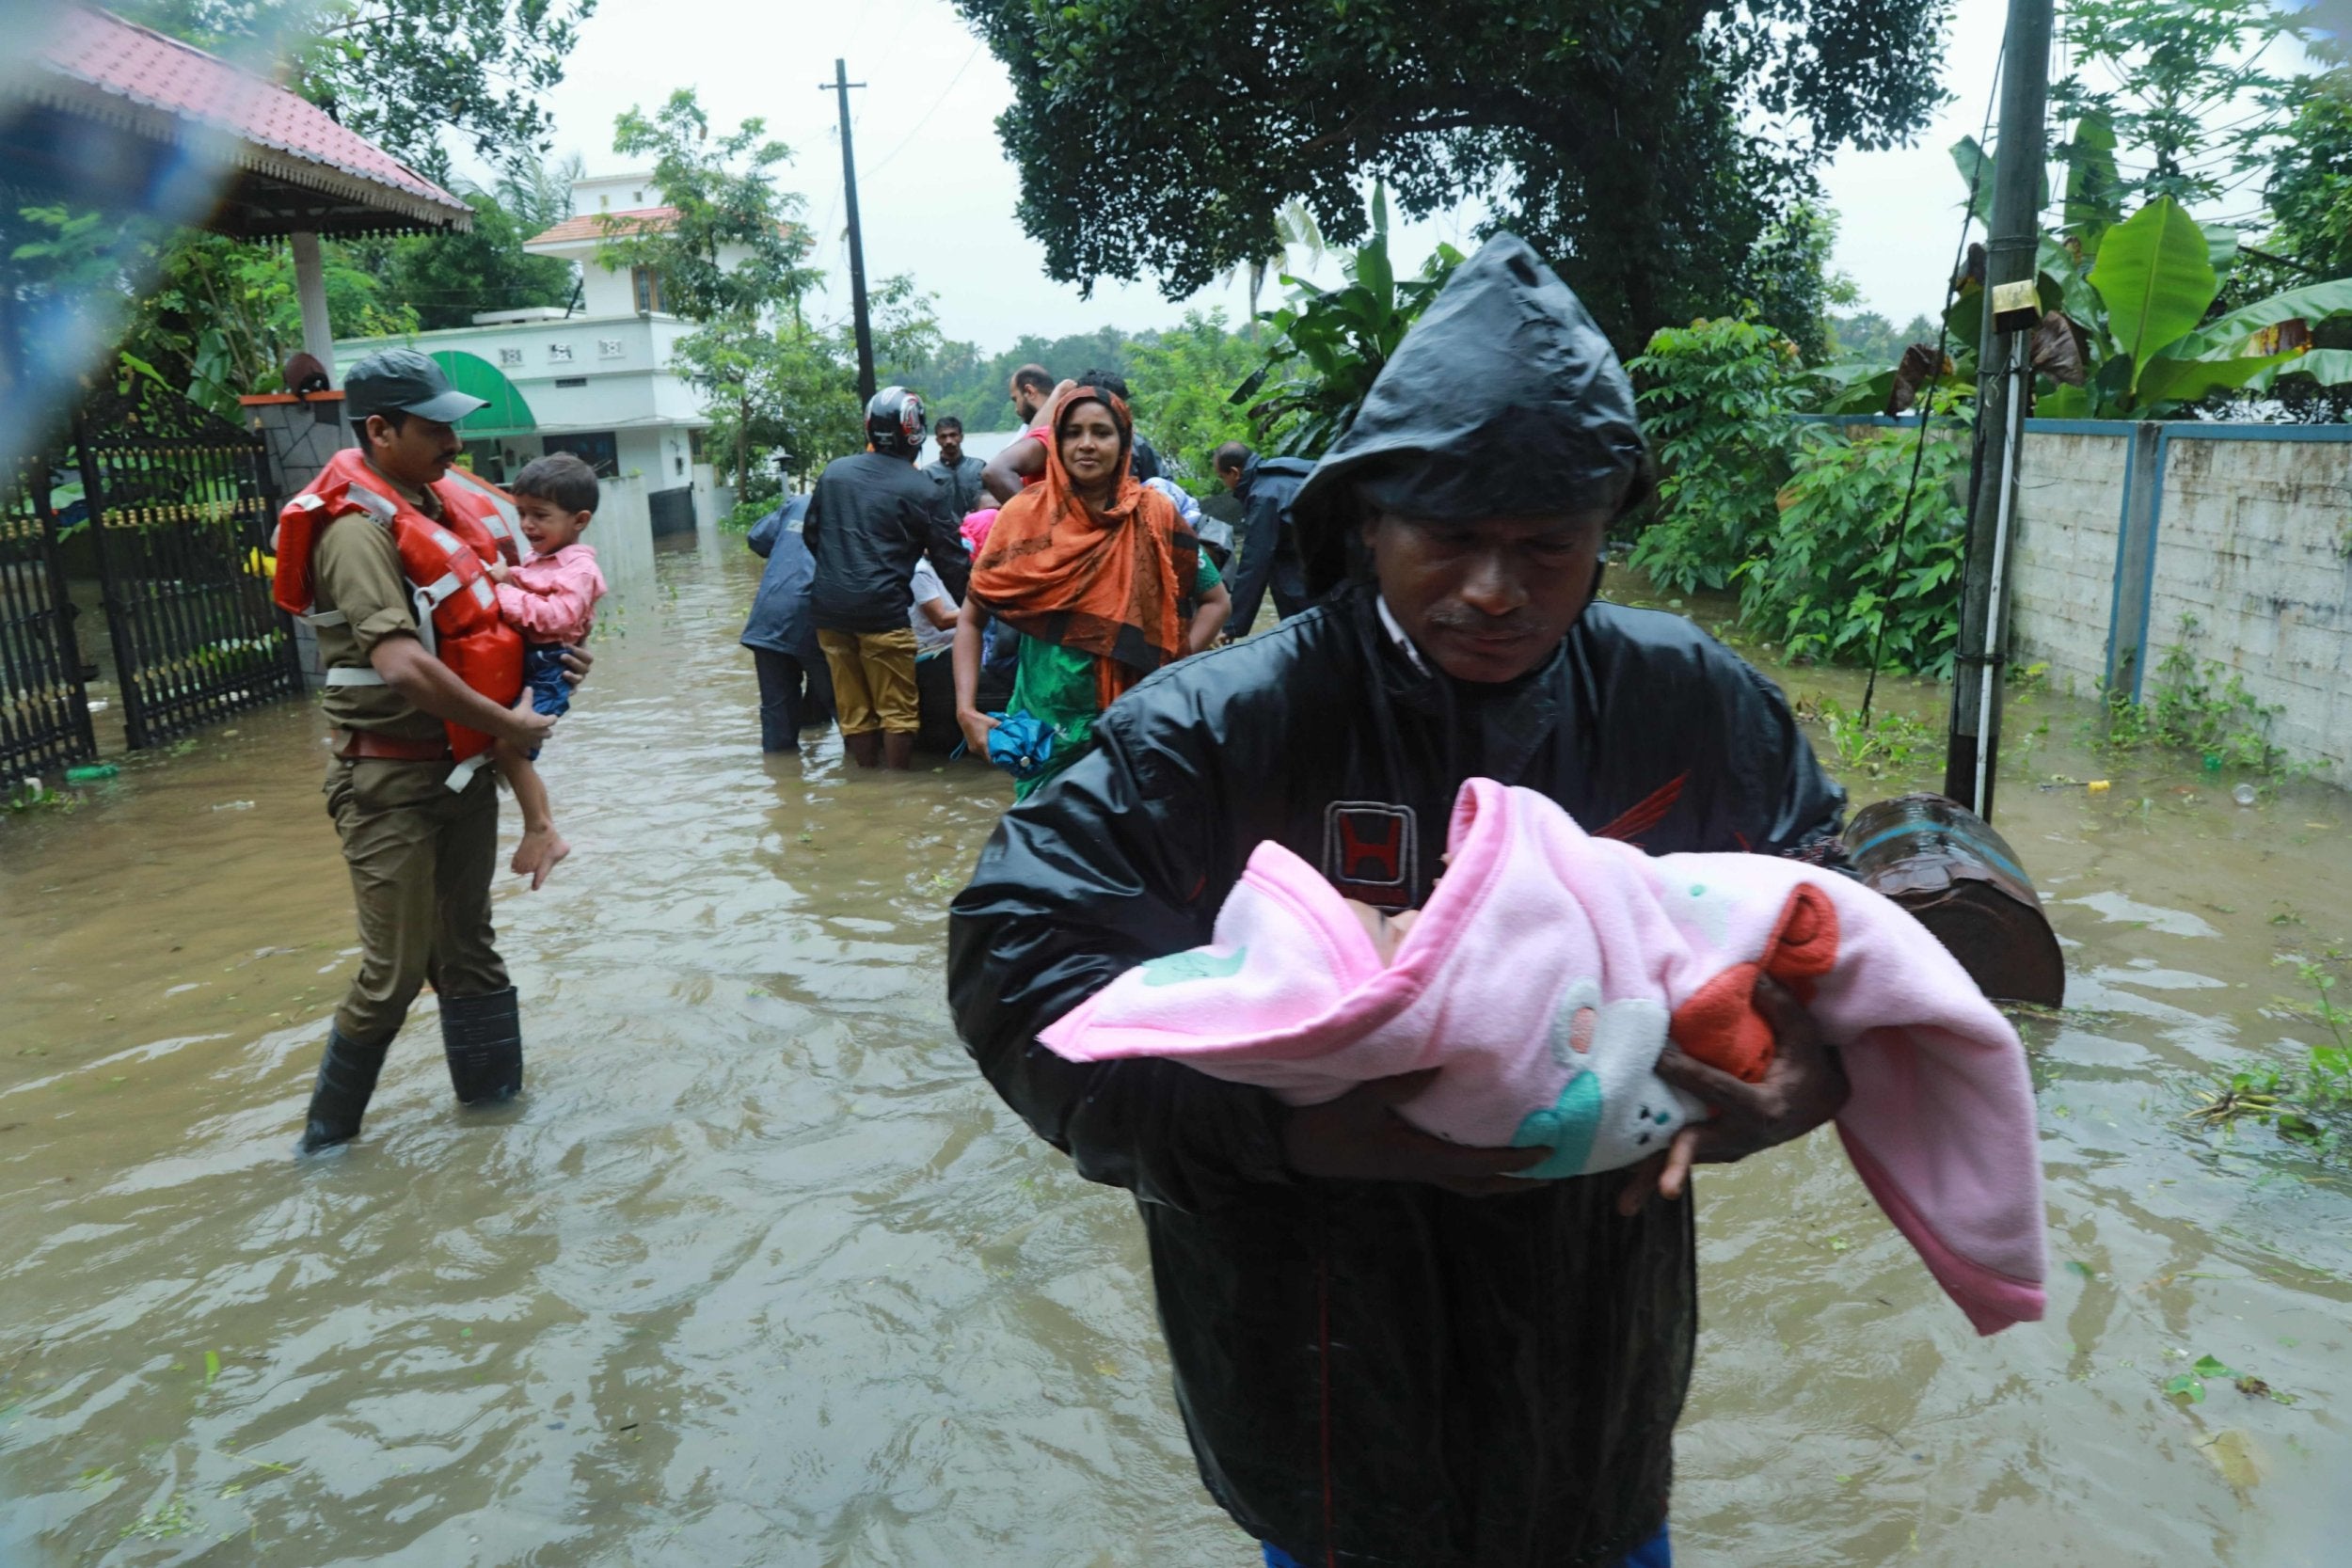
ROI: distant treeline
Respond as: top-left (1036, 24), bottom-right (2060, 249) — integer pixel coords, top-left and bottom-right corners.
top-left (901, 327), bottom-right (1150, 432)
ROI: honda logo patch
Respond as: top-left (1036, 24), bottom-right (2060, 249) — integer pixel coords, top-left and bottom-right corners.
top-left (1323, 800), bottom-right (1418, 908)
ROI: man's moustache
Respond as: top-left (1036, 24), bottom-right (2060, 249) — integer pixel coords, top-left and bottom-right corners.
top-left (1426, 613), bottom-right (1536, 637)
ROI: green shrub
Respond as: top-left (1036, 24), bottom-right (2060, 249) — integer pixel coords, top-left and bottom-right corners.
top-left (721, 497), bottom-right (780, 533)
top-left (2102, 616), bottom-right (2287, 772)
top-left (1625, 318), bottom-right (1803, 593)
top-left (1736, 421), bottom-right (1968, 676)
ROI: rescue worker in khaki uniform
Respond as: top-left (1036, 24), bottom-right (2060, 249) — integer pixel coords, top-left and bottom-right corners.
top-left (281, 350), bottom-right (574, 1153)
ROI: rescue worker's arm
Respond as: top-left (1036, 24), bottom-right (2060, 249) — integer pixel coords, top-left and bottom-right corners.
top-left (370, 634), bottom-right (552, 751)
top-left (947, 710), bottom-right (1294, 1212)
top-left (979, 436), bottom-right (1041, 503)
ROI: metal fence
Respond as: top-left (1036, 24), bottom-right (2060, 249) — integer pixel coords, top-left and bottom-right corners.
top-left (0, 452), bottom-right (96, 780)
top-left (648, 483), bottom-right (697, 537)
top-left (74, 377), bottom-right (299, 749)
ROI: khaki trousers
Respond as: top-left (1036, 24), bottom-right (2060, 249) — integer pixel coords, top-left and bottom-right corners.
top-left (818, 626), bottom-right (921, 735)
top-left (324, 756), bottom-right (509, 1042)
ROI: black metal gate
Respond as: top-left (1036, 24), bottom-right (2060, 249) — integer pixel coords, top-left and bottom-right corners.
top-left (75, 376), bottom-right (300, 749)
top-left (649, 483), bottom-right (697, 538)
top-left (0, 451), bottom-right (96, 779)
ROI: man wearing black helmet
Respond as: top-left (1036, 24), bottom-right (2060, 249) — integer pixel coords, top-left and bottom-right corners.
top-left (805, 387), bottom-right (970, 769)
top-left (949, 237), bottom-right (1851, 1566)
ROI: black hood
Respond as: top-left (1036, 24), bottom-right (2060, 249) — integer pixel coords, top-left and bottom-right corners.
top-left (1292, 233), bottom-right (1648, 593)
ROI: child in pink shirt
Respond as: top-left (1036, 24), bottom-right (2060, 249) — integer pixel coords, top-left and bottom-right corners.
top-left (482, 452), bottom-right (607, 888)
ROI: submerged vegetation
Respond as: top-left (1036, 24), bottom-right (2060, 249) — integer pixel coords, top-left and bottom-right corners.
top-left (2186, 949), bottom-right (2352, 1159)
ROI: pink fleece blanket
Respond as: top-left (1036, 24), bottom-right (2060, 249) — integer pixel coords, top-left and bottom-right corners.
top-left (1040, 778), bottom-right (2046, 1334)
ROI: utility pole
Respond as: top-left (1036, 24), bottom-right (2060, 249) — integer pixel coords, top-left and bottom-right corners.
top-left (1944, 0), bottom-right (2055, 823)
top-left (819, 58), bottom-right (876, 404)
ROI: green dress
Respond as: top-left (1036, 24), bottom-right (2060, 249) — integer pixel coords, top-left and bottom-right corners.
top-left (1007, 553), bottom-right (1222, 800)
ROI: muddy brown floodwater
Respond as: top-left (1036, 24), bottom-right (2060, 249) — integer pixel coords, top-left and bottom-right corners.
top-left (5, 541), bottom-right (2349, 1566)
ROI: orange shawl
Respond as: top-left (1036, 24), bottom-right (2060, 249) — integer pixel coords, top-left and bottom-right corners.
top-left (970, 388), bottom-right (1200, 709)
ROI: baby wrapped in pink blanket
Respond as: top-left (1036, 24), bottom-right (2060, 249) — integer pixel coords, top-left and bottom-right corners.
top-left (1039, 777), bottom-right (2046, 1334)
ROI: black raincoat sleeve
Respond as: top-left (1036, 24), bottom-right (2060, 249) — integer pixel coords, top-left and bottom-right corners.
top-left (947, 703), bottom-right (1294, 1213)
top-left (1223, 484), bottom-right (1285, 633)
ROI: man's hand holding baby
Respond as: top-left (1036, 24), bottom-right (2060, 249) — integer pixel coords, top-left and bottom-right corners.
top-left (1613, 973), bottom-right (1849, 1215)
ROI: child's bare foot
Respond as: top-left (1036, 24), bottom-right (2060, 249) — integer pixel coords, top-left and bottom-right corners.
top-left (512, 827), bottom-right (571, 891)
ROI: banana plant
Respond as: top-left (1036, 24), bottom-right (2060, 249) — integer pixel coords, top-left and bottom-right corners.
top-left (1816, 116), bottom-right (2352, 420)
top-left (1230, 186), bottom-right (1465, 457)
top-left (2037, 196), bottom-right (2352, 418)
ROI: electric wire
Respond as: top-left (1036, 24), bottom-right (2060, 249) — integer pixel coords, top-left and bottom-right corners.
top-left (1856, 19), bottom-right (2010, 724)
top-left (864, 41), bottom-right (986, 180)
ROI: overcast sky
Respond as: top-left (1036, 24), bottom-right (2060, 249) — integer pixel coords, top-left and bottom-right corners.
top-left (513, 0), bottom-right (2312, 353)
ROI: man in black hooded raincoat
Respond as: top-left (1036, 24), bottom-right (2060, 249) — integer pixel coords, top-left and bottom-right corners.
top-left (947, 236), bottom-right (1852, 1568)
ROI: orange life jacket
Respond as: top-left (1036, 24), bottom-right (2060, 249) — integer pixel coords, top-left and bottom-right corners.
top-left (273, 450), bottom-right (525, 781)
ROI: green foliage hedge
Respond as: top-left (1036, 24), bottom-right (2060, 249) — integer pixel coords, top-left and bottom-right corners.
top-left (1626, 316), bottom-right (1967, 675)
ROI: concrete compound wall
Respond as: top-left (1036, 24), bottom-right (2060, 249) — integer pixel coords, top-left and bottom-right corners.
top-left (2007, 421), bottom-right (2352, 784)
top-left (2005, 430), bottom-right (2132, 689)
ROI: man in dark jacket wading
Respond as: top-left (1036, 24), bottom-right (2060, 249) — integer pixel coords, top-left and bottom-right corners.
top-left (1216, 439), bottom-right (1315, 636)
top-left (948, 236), bottom-right (1851, 1568)
top-left (806, 387), bottom-right (969, 769)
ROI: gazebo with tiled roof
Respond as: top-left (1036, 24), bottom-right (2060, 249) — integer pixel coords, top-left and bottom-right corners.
top-left (2, 5), bottom-right (475, 378)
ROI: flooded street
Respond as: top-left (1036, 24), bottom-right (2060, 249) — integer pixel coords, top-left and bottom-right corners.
top-left (5, 541), bottom-right (2349, 1566)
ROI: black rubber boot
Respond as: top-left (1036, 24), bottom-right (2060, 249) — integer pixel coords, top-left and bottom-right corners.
top-left (440, 986), bottom-right (523, 1104)
top-left (297, 1026), bottom-right (391, 1154)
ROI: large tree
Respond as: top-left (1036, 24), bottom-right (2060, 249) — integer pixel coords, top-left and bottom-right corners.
top-left (382, 186), bottom-right (575, 329)
top-left (593, 89), bottom-right (824, 494)
top-left (2051, 0), bottom-right (2306, 210)
top-left (120, 0), bottom-right (597, 177)
top-left (950, 0), bottom-right (1949, 351)
top-left (594, 90), bottom-right (821, 324)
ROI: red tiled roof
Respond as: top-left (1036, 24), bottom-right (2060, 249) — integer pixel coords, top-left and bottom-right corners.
top-left (525, 208), bottom-right (681, 248)
top-left (28, 6), bottom-right (470, 230)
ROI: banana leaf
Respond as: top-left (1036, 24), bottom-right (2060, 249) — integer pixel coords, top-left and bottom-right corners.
top-left (1951, 137), bottom-right (1995, 227)
top-left (2202, 223), bottom-right (2242, 277)
top-left (2167, 278), bottom-right (2352, 364)
top-left (2030, 311), bottom-right (2087, 386)
top-left (2037, 232), bottom-right (2106, 340)
top-left (2252, 347), bottom-right (2352, 391)
top-left (2036, 383), bottom-right (2092, 420)
top-left (2135, 351), bottom-right (2303, 411)
top-left (2088, 198), bottom-right (2217, 392)
top-left (1945, 284), bottom-right (1984, 359)
top-left (2058, 110), bottom-right (2123, 256)
top-left (1819, 369), bottom-right (1898, 415)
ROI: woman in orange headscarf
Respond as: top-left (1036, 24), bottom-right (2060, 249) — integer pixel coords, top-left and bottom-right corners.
top-left (952, 386), bottom-right (1231, 799)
